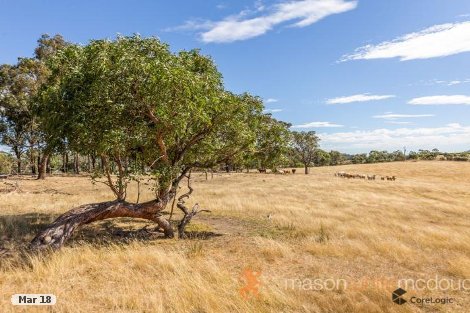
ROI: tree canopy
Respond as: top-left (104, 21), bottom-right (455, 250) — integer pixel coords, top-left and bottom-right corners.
top-left (290, 130), bottom-right (320, 174)
top-left (0, 34), bottom-right (68, 175)
top-left (37, 35), bottom-right (263, 200)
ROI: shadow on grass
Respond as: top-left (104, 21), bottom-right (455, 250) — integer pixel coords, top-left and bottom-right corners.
top-left (0, 212), bottom-right (223, 253)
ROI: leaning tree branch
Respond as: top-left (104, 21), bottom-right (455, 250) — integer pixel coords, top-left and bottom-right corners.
top-left (176, 171), bottom-right (210, 238)
top-left (30, 199), bottom-right (174, 250)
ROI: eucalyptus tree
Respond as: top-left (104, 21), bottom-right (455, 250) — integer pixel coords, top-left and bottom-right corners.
top-left (329, 150), bottom-right (344, 166)
top-left (0, 34), bottom-right (67, 178)
top-left (290, 131), bottom-right (320, 174)
top-left (246, 115), bottom-right (290, 171)
top-left (0, 61), bottom-right (36, 174)
top-left (31, 36), bottom-right (263, 249)
top-left (313, 149), bottom-right (331, 166)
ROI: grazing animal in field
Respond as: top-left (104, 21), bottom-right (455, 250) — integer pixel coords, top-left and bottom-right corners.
top-left (381, 177), bottom-right (385, 180)
top-left (283, 170), bottom-right (291, 174)
top-left (258, 168), bottom-right (267, 173)
top-left (367, 175), bottom-right (376, 180)
top-left (292, 169), bottom-right (296, 174)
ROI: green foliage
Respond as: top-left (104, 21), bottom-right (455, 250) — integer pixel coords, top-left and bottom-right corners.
top-left (313, 149), bottom-right (331, 166)
top-left (242, 115), bottom-right (291, 171)
top-left (37, 35), bottom-right (263, 200)
top-left (408, 151), bottom-right (418, 160)
top-left (290, 131), bottom-right (320, 170)
top-left (329, 150), bottom-right (345, 165)
top-left (0, 34), bottom-right (68, 173)
top-left (0, 152), bottom-right (13, 174)
top-left (351, 153), bottom-right (367, 164)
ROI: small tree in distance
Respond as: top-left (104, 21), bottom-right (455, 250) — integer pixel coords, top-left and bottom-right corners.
top-left (291, 131), bottom-right (319, 174)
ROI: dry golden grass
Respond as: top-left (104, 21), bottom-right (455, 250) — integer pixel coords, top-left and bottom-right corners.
top-left (1, 161), bottom-right (469, 312)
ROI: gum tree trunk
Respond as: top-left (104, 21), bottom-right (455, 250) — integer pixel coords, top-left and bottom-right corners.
top-left (30, 147), bottom-right (37, 174)
top-left (37, 152), bottom-right (49, 180)
top-left (30, 199), bottom-right (173, 250)
top-left (13, 147), bottom-right (22, 174)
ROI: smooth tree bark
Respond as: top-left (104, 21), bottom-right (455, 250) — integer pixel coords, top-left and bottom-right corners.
top-left (73, 153), bottom-right (80, 174)
top-left (46, 157), bottom-right (51, 174)
top-left (37, 152), bottom-right (49, 179)
top-left (13, 147), bottom-right (22, 174)
top-left (30, 145), bottom-right (37, 174)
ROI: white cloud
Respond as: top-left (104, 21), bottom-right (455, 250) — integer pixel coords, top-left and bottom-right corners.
top-left (409, 95), bottom-right (470, 106)
top-left (385, 121), bottom-right (413, 125)
top-left (254, 0), bottom-right (265, 12)
top-left (372, 113), bottom-right (434, 120)
top-left (176, 0), bottom-right (357, 43)
top-left (293, 121), bottom-right (344, 128)
top-left (165, 20), bottom-right (214, 32)
top-left (265, 98), bottom-right (278, 103)
top-left (263, 108), bottom-right (283, 113)
top-left (415, 78), bottom-right (470, 86)
top-left (326, 93), bottom-right (395, 104)
top-left (341, 21), bottom-right (470, 61)
top-left (445, 79), bottom-right (470, 85)
top-left (319, 123), bottom-right (470, 152)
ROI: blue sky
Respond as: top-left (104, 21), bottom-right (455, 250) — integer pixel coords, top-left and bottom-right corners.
top-left (1, 0), bottom-right (470, 153)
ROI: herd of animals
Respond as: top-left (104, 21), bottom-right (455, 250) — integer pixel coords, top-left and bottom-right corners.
top-left (256, 168), bottom-right (397, 180)
top-left (334, 172), bottom-right (397, 181)
top-left (258, 169), bottom-right (296, 174)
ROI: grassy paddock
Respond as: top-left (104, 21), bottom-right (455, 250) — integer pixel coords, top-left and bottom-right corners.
top-left (0, 161), bottom-right (469, 312)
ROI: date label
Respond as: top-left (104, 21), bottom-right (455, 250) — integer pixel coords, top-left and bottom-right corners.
top-left (11, 294), bottom-right (56, 305)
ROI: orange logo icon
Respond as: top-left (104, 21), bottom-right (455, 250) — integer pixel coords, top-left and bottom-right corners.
top-left (239, 268), bottom-right (262, 299)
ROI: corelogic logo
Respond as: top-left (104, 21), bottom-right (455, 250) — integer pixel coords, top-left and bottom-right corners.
top-left (391, 287), bottom-right (455, 306)
top-left (392, 288), bottom-right (407, 305)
